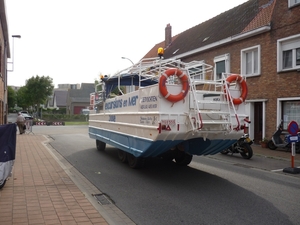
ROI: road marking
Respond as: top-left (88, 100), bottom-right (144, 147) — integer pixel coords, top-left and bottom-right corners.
top-left (271, 169), bottom-right (283, 172)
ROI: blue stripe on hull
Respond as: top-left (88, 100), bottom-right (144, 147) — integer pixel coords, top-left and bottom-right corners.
top-left (89, 127), bottom-right (237, 157)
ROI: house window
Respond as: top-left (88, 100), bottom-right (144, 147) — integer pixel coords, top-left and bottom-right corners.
top-left (282, 100), bottom-right (300, 129)
top-left (188, 65), bottom-right (203, 80)
top-left (70, 84), bottom-right (77, 89)
top-left (288, 0), bottom-right (300, 8)
top-left (277, 34), bottom-right (300, 72)
top-left (241, 45), bottom-right (261, 77)
top-left (214, 54), bottom-right (230, 80)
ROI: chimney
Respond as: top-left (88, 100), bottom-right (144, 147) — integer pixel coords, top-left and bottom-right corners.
top-left (165, 24), bottom-right (172, 48)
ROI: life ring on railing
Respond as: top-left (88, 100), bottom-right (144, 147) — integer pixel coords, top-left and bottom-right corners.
top-left (159, 68), bottom-right (189, 102)
top-left (224, 74), bottom-right (248, 105)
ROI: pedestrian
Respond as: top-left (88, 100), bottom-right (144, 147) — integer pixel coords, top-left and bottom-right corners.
top-left (16, 112), bottom-right (25, 134)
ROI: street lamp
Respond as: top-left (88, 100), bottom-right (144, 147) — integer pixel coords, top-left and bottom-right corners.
top-left (121, 56), bottom-right (134, 65)
top-left (7, 35), bottom-right (21, 72)
top-left (121, 57), bottom-right (135, 94)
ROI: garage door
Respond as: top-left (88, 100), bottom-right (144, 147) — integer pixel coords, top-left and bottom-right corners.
top-left (74, 106), bottom-right (85, 114)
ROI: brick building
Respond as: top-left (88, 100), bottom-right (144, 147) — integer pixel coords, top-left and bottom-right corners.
top-left (66, 83), bottom-right (95, 115)
top-left (143, 0), bottom-right (300, 143)
top-left (0, 1), bottom-right (10, 124)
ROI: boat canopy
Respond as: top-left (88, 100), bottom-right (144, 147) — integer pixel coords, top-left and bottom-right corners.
top-left (101, 73), bottom-right (158, 98)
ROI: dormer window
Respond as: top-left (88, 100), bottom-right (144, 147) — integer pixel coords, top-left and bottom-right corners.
top-left (202, 37), bottom-right (210, 42)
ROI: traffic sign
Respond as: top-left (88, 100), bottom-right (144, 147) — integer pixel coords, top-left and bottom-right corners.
top-left (287, 135), bottom-right (300, 143)
top-left (287, 121), bottom-right (299, 135)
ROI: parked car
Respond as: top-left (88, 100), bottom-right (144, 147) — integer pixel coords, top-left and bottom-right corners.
top-left (21, 113), bottom-right (33, 120)
top-left (81, 109), bottom-right (89, 115)
top-left (20, 111), bottom-right (28, 114)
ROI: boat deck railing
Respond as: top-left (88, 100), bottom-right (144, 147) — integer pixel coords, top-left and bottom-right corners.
top-left (93, 57), bottom-right (246, 133)
top-left (117, 57), bottom-right (218, 89)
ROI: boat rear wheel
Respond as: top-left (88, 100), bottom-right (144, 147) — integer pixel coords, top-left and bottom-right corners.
top-left (96, 140), bottom-right (106, 151)
top-left (173, 145), bottom-right (193, 166)
top-left (161, 150), bottom-right (174, 162)
top-left (118, 150), bottom-right (127, 163)
top-left (126, 153), bottom-right (144, 169)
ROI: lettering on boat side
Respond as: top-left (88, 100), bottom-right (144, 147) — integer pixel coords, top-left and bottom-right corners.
top-left (140, 104), bottom-right (157, 109)
top-left (140, 95), bottom-right (158, 110)
top-left (141, 96), bottom-right (157, 102)
top-left (105, 95), bottom-right (138, 110)
top-left (140, 116), bottom-right (154, 124)
top-left (161, 120), bottom-right (176, 126)
top-left (109, 115), bottom-right (116, 122)
top-left (123, 95), bottom-right (138, 107)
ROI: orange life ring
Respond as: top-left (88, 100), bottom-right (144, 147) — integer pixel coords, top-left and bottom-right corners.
top-left (159, 68), bottom-right (189, 102)
top-left (224, 74), bottom-right (248, 105)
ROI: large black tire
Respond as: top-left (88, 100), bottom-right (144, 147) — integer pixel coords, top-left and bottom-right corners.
top-left (118, 150), bottom-right (127, 163)
top-left (0, 179), bottom-right (6, 189)
top-left (160, 150), bottom-right (174, 162)
top-left (126, 153), bottom-right (144, 169)
top-left (174, 150), bottom-right (193, 166)
top-left (240, 143), bottom-right (253, 159)
top-left (96, 140), bottom-right (106, 151)
top-left (267, 140), bottom-right (277, 150)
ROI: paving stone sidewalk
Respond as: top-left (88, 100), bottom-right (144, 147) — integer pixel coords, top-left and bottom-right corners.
top-left (0, 134), bottom-right (110, 225)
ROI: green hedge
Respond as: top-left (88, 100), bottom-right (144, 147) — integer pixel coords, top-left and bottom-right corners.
top-left (41, 114), bottom-right (89, 122)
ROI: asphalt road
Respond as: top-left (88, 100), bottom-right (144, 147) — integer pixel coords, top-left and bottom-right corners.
top-left (21, 124), bottom-right (300, 225)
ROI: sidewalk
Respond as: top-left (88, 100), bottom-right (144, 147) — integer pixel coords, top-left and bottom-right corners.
top-left (251, 143), bottom-right (300, 162)
top-left (0, 134), bottom-right (134, 225)
top-left (0, 134), bottom-right (299, 225)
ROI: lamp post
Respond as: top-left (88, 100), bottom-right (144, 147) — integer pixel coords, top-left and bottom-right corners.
top-left (121, 56), bottom-right (134, 65)
top-left (121, 57), bottom-right (135, 94)
top-left (8, 35), bottom-right (21, 72)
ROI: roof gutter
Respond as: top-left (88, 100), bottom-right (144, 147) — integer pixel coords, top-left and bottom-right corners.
top-left (173, 25), bottom-right (271, 59)
top-left (231, 25), bottom-right (271, 41)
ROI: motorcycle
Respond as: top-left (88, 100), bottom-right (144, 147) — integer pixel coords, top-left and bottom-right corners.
top-left (221, 133), bottom-right (254, 159)
top-left (267, 121), bottom-right (300, 153)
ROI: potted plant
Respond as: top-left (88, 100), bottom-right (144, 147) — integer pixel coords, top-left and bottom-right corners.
top-left (260, 138), bottom-right (269, 148)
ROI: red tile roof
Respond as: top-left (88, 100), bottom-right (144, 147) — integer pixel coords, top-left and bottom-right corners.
top-left (242, 0), bottom-right (276, 32)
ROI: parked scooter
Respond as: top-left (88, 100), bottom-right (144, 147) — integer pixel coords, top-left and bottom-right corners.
top-left (221, 116), bottom-right (253, 159)
top-left (267, 121), bottom-right (300, 153)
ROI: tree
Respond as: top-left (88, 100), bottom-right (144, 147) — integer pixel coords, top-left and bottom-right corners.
top-left (7, 86), bottom-right (16, 109)
top-left (25, 75), bottom-right (54, 116)
top-left (16, 86), bottom-right (31, 110)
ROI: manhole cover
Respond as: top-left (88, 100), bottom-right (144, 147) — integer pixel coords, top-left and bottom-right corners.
top-left (92, 194), bottom-right (112, 205)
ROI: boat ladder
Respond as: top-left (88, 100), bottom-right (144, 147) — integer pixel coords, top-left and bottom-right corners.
top-left (187, 73), bottom-right (241, 133)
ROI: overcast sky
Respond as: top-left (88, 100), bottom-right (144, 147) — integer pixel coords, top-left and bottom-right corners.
top-left (6, 0), bottom-right (248, 88)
